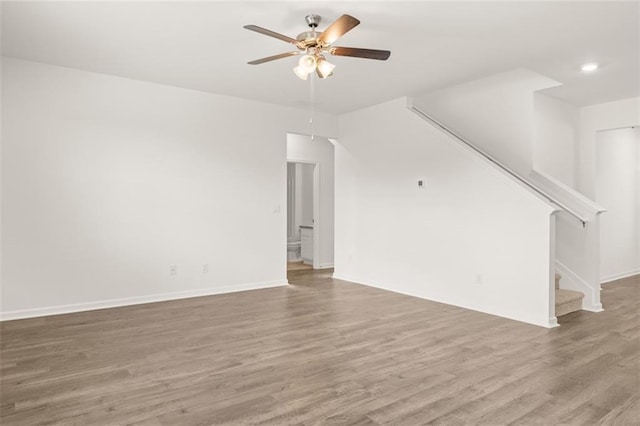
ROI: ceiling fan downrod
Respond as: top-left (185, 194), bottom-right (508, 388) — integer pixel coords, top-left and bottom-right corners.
top-left (305, 14), bottom-right (321, 28)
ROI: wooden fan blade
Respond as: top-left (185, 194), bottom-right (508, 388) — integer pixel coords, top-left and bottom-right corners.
top-left (248, 51), bottom-right (300, 65)
top-left (244, 25), bottom-right (298, 45)
top-left (330, 46), bottom-right (391, 60)
top-left (317, 15), bottom-right (360, 45)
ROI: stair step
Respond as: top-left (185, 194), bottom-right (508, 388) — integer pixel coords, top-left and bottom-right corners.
top-left (555, 273), bottom-right (561, 289)
top-left (556, 289), bottom-right (584, 317)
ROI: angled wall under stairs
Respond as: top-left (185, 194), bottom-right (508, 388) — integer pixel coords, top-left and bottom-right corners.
top-left (334, 97), bottom-right (558, 328)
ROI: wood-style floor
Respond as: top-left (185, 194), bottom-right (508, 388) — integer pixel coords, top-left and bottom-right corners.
top-left (287, 261), bottom-right (313, 271)
top-left (1, 271), bottom-right (638, 425)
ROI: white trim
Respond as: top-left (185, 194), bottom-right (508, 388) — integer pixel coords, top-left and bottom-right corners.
top-left (530, 169), bottom-right (606, 216)
top-left (549, 215), bottom-right (557, 324)
top-left (0, 280), bottom-right (287, 322)
top-left (312, 162), bottom-right (321, 270)
top-left (332, 274), bottom-right (557, 329)
top-left (601, 269), bottom-right (640, 284)
top-left (318, 263), bottom-right (334, 269)
top-left (555, 260), bottom-right (603, 312)
top-left (582, 304), bottom-right (604, 313)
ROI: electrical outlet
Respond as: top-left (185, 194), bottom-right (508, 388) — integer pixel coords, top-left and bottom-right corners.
top-left (202, 264), bottom-right (209, 274)
top-left (170, 265), bottom-right (177, 276)
top-left (417, 179), bottom-right (425, 188)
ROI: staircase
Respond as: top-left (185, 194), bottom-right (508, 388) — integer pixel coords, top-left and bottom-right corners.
top-left (555, 273), bottom-right (584, 317)
top-left (406, 98), bottom-right (603, 327)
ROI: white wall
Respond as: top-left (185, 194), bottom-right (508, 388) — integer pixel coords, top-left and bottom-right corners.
top-left (287, 134), bottom-right (334, 268)
top-left (579, 97), bottom-right (640, 199)
top-left (596, 127), bottom-right (639, 282)
top-left (533, 93), bottom-right (579, 188)
top-left (0, 57), bottom-right (337, 319)
top-left (335, 97), bottom-right (557, 328)
top-left (412, 69), bottom-right (560, 177)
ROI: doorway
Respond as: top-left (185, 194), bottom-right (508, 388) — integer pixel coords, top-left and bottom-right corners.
top-left (286, 133), bottom-right (335, 272)
top-left (286, 161), bottom-right (317, 270)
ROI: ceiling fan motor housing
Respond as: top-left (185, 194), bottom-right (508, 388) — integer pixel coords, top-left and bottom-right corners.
top-left (297, 15), bottom-right (323, 49)
top-left (296, 31), bottom-right (322, 48)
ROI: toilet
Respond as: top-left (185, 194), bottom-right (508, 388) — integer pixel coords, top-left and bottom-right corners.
top-left (287, 240), bottom-right (301, 261)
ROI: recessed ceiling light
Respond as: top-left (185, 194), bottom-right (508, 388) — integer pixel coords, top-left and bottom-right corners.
top-left (581, 62), bottom-right (599, 72)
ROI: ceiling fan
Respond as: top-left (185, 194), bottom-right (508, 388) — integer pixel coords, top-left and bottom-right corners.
top-left (244, 14), bottom-right (391, 80)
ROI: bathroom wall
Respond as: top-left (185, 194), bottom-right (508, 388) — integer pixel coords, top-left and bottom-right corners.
top-left (287, 163), bottom-right (297, 240)
top-left (287, 134), bottom-right (335, 269)
top-left (299, 164), bottom-right (314, 228)
top-left (286, 162), bottom-right (314, 241)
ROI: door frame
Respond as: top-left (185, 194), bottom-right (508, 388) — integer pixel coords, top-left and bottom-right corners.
top-left (286, 159), bottom-right (321, 269)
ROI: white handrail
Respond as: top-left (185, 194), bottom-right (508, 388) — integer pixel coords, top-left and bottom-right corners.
top-left (409, 103), bottom-right (588, 227)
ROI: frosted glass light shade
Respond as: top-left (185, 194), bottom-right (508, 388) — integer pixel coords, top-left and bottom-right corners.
top-left (298, 55), bottom-right (317, 73)
top-left (317, 58), bottom-right (335, 78)
top-left (293, 65), bottom-right (308, 80)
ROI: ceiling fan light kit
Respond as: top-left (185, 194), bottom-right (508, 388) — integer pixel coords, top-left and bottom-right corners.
top-left (244, 14), bottom-right (390, 80)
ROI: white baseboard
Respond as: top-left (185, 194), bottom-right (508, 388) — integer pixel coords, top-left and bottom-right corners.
top-left (582, 303), bottom-right (604, 313)
top-left (601, 269), bottom-right (640, 284)
top-left (333, 274), bottom-right (557, 329)
top-left (332, 274), bottom-right (364, 283)
top-left (318, 263), bottom-right (334, 269)
top-left (0, 280), bottom-right (288, 322)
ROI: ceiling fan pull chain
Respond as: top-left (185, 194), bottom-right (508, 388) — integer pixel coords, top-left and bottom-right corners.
top-left (310, 71), bottom-right (315, 140)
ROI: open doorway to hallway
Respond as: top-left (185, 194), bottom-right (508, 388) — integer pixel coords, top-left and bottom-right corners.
top-left (286, 133), bottom-right (335, 272)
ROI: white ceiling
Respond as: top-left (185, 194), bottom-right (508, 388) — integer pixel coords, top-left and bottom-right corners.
top-left (2, 1), bottom-right (638, 114)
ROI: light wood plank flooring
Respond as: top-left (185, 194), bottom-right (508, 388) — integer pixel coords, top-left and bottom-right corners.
top-left (1, 271), bottom-right (638, 425)
top-left (287, 261), bottom-right (313, 271)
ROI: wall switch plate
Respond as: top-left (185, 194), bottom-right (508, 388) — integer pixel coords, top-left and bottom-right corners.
top-left (417, 179), bottom-right (425, 188)
top-left (202, 264), bottom-right (209, 273)
top-left (475, 274), bottom-right (483, 285)
top-left (170, 265), bottom-right (177, 276)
